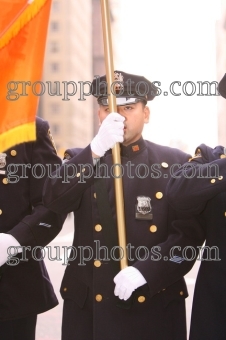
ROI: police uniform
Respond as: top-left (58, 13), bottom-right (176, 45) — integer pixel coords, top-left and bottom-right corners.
top-left (166, 144), bottom-right (226, 340)
top-left (0, 117), bottom-right (65, 337)
top-left (43, 72), bottom-right (205, 340)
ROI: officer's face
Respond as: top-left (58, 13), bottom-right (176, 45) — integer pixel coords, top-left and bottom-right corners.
top-left (98, 102), bottom-right (150, 146)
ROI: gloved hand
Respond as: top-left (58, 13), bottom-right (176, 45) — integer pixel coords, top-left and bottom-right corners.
top-left (0, 233), bottom-right (21, 266)
top-left (113, 266), bottom-right (147, 300)
top-left (91, 112), bottom-right (125, 157)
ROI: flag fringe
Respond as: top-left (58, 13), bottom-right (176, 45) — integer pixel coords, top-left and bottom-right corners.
top-left (0, 121), bottom-right (36, 152)
top-left (0, 0), bottom-right (48, 49)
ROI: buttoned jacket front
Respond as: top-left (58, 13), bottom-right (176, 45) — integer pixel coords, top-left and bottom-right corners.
top-left (44, 138), bottom-right (205, 340)
top-left (0, 117), bottom-right (65, 321)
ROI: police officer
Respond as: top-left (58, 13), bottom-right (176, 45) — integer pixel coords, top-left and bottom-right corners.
top-left (0, 117), bottom-right (65, 340)
top-left (43, 71), bottom-right (205, 340)
top-left (166, 74), bottom-right (226, 340)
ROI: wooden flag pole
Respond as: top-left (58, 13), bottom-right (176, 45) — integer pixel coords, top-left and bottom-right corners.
top-left (100, 0), bottom-right (128, 269)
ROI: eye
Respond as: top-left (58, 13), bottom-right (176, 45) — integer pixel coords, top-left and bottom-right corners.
top-left (124, 105), bottom-right (133, 110)
top-left (105, 107), bottom-right (110, 113)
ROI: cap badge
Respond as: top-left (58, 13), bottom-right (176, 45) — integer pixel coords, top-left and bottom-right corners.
top-left (114, 71), bottom-right (124, 92)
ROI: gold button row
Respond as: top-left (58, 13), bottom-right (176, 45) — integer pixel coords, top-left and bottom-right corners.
top-left (95, 223), bottom-right (157, 233)
top-left (138, 295), bottom-right (145, 303)
top-left (95, 294), bottom-right (145, 303)
top-left (95, 224), bottom-right (102, 232)
top-left (150, 225), bottom-right (157, 233)
top-left (94, 260), bottom-right (101, 267)
top-left (155, 192), bottom-right (163, 199)
top-left (96, 294), bottom-right (102, 302)
top-left (10, 150), bottom-right (17, 156)
top-left (2, 178), bottom-right (8, 184)
top-left (0, 209), bottom-right (2, 215)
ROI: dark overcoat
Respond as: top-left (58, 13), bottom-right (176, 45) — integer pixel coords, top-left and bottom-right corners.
top-left (0, 117), bottom-right (65, 321)
top-left (43, 138), bottom-right (205, 340)
top-left (166, 143), bottom-right (226, 340)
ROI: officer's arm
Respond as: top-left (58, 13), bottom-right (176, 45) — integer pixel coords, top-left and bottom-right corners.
top-left (133, 213), bottom-right (205, 298)
top-left (166, 154), bottom-right (226, 215)
top-left (7, 119), bottom-right (66, 248)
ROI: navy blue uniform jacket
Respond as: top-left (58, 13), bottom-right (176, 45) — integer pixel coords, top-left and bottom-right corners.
top-left (166, 144), bottom-right (226, 340)
top-left (43, 138), bottom-right (205, 340)
top-left (0, 117), bottom-right (65, 321)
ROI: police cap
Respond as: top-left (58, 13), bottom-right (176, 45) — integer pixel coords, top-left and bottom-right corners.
top-left (91, 70), bottom-right (158, 106)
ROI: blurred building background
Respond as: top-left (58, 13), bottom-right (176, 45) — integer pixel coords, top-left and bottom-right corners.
top-left (39, 0), bottom-right (93, 156)
top-left (38, 0), bottom-right (226, 158)
top-left (38, 0), bottom-right (120, 156)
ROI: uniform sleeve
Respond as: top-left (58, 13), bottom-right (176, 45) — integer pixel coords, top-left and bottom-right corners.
top-left (133, 213), bottom-right (205, 297)
top-left (43, 145), bottom-right (95, 214)
top-left (8, 118), bottom-right (66, 248)
top-left (166, 146), bottom-right (226, 215)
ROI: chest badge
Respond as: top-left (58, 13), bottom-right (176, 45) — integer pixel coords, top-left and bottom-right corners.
top-left (135, 196), bottom-right (153, 220)
top-left (0, 153), bottom-right (7, 175)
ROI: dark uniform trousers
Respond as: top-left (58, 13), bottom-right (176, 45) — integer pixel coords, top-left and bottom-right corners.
top-left (166, 144), bottom-right (226, 340)
top-left (0, 117), bottom-right (65, 338)
top-left (43, 138), bottom-right (205, 340)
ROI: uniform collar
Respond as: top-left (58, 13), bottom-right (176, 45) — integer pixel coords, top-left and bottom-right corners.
top-left (120, 137), bottom-right (146, 158)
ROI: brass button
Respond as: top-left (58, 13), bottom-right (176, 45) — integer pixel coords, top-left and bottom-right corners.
top-left (82, 168), bottom-right (85, 172)
top-left (138, 296), bottom-right (145, 303)
top-left (76, 172), bottom-right (80, 177)
top-left (218, 176), bottom-right (223, 180)
top-left (156, 192), bottom-right (163, 199)
top-left (95, 294), bottom-right (102, 302)
top-left (161, 162), bottom-right (168, 168)
top-left (10, 150), bottom-right (17, 156)
top-left (180, 291), bottom-right (184, 296)
top-left (150, 225), bottom-right (157, 233)
top-left (63, 287), bottom-right (67, 292)
top-left (224, 212), bottom-right (226, 217)
top-left (210, 179), bottom-right (216, 184)
top-left (94, 260), bottom-right (101, 267)
top-left (94, 193), bottom-right (97, 199)
top-left (95, 224), bottom-right (102, 232)
top-left (2, 178), bottom-right (8, 184)
top-left (220, 154), bottom-right (226, 159)
top-left (0, 209), bottom-right (2, 215)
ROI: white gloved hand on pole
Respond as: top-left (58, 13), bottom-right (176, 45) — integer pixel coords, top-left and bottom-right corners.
top-left (91, 112), bottom-right (125, 158)
top-left (114, 266), bottom-right (147, 300)
top-left (0, 233), bottom-right (21, 266)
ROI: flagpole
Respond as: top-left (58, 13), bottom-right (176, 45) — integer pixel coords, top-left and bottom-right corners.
top-left (100, 0), bottom-right (128, 269)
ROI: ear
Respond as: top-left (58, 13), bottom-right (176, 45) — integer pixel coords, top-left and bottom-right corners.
top-left (144, 105), bottom-right (150, 124)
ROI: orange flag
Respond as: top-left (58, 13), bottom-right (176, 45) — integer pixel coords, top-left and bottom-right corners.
top-left (0, 0), bottom-right (52, 152)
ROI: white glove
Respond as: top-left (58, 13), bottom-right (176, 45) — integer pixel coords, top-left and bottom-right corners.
top-left (114, 266), bottom-right (147, 300)
top-left (0, 233), bottom-right (21, 266)
top-left (91, 112), bottom-right (125, 157)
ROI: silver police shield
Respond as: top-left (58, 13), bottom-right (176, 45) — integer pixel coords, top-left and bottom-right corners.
top-left (135, 196), bottom-right (153, 220)
top-left (0, 153), bottom-right (7, 168)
